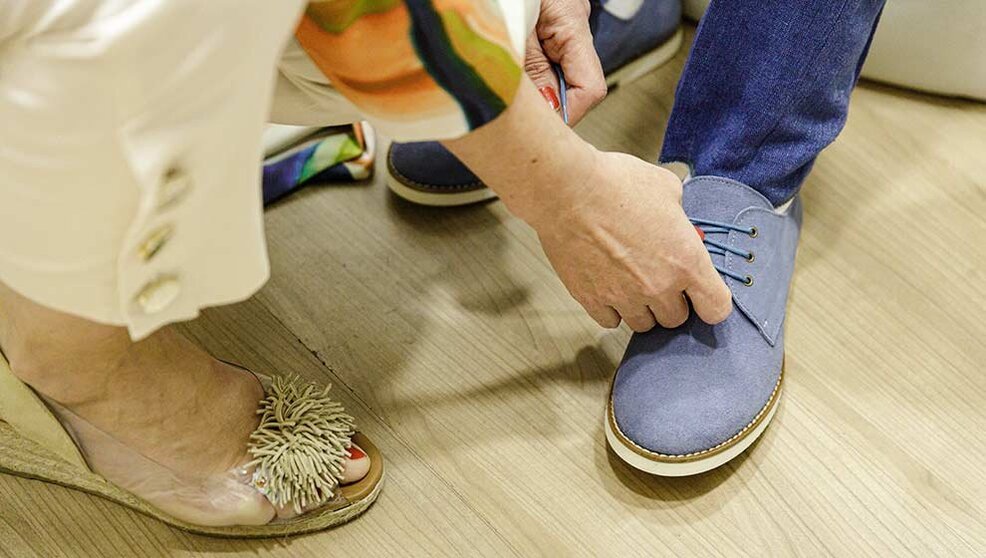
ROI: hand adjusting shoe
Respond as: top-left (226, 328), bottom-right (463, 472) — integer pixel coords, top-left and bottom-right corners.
top-left (605, 176), bottom-right (803, 476)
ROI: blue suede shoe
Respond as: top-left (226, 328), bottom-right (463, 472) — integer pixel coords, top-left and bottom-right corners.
top-left (606, 176), bottom-right (803, 476)
top-left (385, 0), bottom-right (682, 207)
top-left (592, 0), bottom-right (683, 84)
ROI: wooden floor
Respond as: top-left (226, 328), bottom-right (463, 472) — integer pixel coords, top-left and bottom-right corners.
top-left (3, 27), bottom-right (986, 558)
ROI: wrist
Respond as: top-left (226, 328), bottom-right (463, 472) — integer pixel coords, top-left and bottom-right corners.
top-left (505, 142), bottom-right (601, 227)
top-left (443, 79), bottom-right (599, 226)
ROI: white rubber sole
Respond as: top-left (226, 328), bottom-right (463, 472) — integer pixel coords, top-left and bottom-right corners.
top-left (605, 387), bottom-right (781, 477)
top-left (384, 28), bottom-right (683, 208)
top-left (385, 171), bottom-right (498, 207)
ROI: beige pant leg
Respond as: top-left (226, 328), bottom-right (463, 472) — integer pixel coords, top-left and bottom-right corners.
top-left (0, 0), bottom-right (305, 340)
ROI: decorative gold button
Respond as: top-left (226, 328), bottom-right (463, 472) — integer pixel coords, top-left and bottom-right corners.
top-left (137, 224), bottom-right (174, 261)
top-left (158, 168), bottom-right (191, 210)
top-left (135, 275), bottom-right (181, 314)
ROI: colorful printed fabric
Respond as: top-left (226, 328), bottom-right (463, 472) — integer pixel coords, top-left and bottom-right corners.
top-left (262, 122), bottom-right (376, 205)
top-left (294, 0), bottom-right (522, 139)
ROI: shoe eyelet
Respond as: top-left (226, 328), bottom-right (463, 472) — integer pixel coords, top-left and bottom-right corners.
top-left (748, 226), bottom-right (759, 238)
top-left (743, 275), bottom-right (754, 287)
top-left (746, 252), bottom-right (756, 263)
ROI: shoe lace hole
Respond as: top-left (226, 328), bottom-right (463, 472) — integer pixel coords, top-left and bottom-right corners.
top-left (749, 227), bottom-right (759, 238)
top-left (744, 275), bottom-right (754, 287)
top-left (746, 252), bottom-right (756, 263)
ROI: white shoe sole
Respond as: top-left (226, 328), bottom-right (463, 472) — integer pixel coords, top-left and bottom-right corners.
top-left (384, 27), bottom-right (684, 208)
top-left (385, 168), bottom-right (498, 207)
top-left (605, 370), bottom-right (782, 477)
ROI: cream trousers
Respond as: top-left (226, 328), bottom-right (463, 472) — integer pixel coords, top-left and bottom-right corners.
top-left (0, 0), bottom-right (536, 340)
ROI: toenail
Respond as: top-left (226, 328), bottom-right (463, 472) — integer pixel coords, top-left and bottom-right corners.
top-left (348, 445), bottom-right (367, 460)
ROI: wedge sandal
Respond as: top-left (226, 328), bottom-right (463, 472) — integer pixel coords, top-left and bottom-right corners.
top-left (0, 351), bottom-right (383, 538)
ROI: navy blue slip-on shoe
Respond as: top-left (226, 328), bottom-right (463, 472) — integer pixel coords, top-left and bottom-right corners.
top-left (592, 0), bottom-right (683, 87)
top-left (606, 176), bottom-right (802, 476)
top-left (385, 0), bottom-right (682, 207)
top-left (386, 140), bottom-right (492, 207)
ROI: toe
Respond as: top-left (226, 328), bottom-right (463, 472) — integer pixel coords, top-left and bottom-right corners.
top-left (271, 442), bottom-right (372, 520)
top-left (340, 443), bottom-right (370, 485)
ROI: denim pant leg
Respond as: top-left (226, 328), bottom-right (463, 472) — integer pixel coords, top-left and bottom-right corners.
top-left (661, 0), bottom-right (886, 206)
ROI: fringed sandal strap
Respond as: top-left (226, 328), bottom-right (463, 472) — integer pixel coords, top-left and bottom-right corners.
top-left (246, 375), bottom-right (356, 514)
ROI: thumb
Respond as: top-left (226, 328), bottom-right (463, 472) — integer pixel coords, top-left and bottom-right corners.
top-left (524, 32), bottom-right (563, 116)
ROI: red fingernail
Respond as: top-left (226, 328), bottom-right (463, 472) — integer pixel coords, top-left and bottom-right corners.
top-left (348, 445), bottom-right (367, 460)
top-left (694, 226), bottom-right (705, 240)
top-left (539, 86), bottom-right (560, 111)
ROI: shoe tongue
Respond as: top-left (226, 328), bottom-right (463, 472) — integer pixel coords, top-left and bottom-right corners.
top-left (682, 176), bottom-right (774, 223)
top-left (682, 176), bottom-right (802, 347)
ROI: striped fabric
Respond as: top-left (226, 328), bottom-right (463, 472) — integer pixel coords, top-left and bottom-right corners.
top-left (262, 122), bottom-right (376, 205)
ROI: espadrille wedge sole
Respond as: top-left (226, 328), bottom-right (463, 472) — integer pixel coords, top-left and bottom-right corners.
top-left (0, 352), bottom-right (384, 538)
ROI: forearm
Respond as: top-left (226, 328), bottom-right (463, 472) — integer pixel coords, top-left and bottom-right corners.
top-left (442, 79), bottom-right (598, 225)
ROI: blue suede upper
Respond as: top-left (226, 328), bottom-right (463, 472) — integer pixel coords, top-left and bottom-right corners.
top-left (611, 176), bottom-right (802, 456)
top-left (388, 0), bottom-right (681, 191)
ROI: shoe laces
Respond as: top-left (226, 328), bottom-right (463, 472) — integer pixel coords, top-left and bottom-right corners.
top-left (690, 218), bottom-right (758, 287)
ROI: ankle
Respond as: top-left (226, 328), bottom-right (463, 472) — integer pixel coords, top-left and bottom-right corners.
top-left (2, 332), bottom-right (129, 407)
top-left (0, 281), bottom-right (132, 404)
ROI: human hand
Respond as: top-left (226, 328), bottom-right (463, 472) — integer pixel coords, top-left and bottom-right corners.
top-left (529, 151), bottom-right (733, 331)
top-left (442, 82), bottom-right (729, 331)
top-left (524, 0), bottom-right (606, 124)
